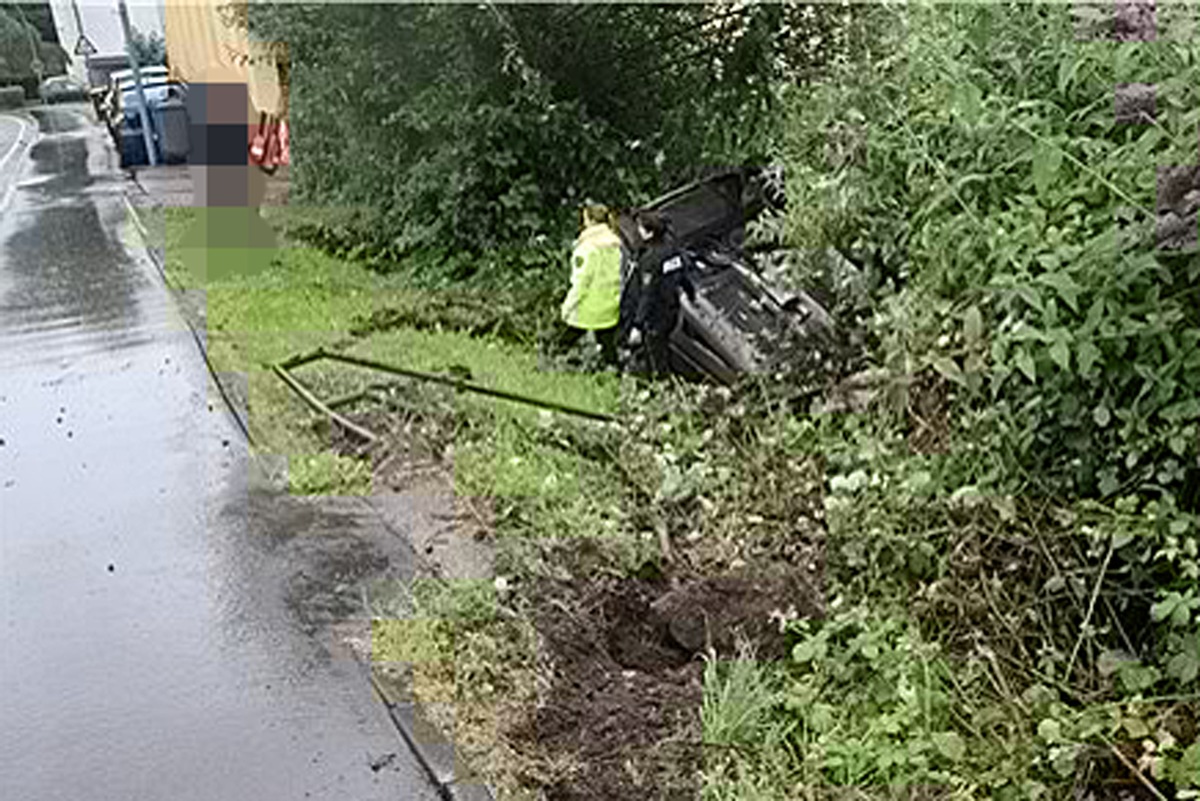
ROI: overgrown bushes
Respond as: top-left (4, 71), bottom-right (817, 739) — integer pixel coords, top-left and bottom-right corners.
top-left (0, 85), bottom-right (22, 109)
top-left (785, 1), bottom-right (1200, 504)
top-left (762, 1), bottom-right (1200, 794)
top-left (249, 3), bottom-right (858, 279)
top-left (223, 2), bottom-right (1200, 794)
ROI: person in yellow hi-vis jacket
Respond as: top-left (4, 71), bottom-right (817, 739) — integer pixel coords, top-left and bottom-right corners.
top-left (556, 203), bottom-right (622, 366)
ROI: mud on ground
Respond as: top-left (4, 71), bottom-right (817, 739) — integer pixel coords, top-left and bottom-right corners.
top-left (504, 553), bottom-right (824, 800)
top-left (318, 380), bottom-right (828, 798)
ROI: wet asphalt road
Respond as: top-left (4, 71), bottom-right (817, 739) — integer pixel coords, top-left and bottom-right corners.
top-left (0, 107), bottom-right (437, 800)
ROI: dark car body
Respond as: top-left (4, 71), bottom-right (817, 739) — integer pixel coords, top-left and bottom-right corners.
top-left (615, 168), bottom-right (835, 384)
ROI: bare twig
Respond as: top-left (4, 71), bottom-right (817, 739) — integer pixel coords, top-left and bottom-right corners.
top-left (1065, 539), bottom-right (1114, 685)
top-left (1108, 743), bottom-right (1171, 801)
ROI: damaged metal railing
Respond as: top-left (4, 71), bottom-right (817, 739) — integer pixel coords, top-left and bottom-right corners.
top-left (270, 346), bottom-right (618, 446)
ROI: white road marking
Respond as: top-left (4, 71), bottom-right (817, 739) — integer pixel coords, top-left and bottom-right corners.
top-left (0, 114), bottom-right (35, 214)
top-left (0, 113), bottom-right (29, 172)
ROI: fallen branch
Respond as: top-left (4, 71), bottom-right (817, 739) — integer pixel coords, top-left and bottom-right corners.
top-left (1108, 743), bottom-right (1170, 801)
top-left (1065, 538), bottom-right (1114, 685)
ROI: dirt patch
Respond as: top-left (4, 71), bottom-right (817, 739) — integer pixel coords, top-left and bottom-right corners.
top-left (512, 573), bottom-right (703, 800)
top-left (320, 381), bottom-right (496, 582)
top-left (307, 374), bottom-right (830, 797)
top-left (653, 562), bottom-right (824, 657)
top-left (507, 554), bottom-right (824, 799)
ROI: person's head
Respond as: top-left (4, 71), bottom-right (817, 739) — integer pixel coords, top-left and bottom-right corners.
top-left (635, 210), bottom-right (668, 242)
top-left (581, 203), bottom-right (611, 230)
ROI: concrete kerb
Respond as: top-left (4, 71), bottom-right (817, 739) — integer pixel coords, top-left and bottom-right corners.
top-left (121, 186), bottom-right (497, 801)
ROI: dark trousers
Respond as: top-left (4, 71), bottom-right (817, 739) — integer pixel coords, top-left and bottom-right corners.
top-left (554, 323), bottom-right (619, 366)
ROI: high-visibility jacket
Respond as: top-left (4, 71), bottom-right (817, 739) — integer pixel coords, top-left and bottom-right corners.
top-left (561, 223), bottom-right (622, 330)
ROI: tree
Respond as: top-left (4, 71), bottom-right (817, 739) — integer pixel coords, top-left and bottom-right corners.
top-left (230, 3), bottom-right (863, 274)
top-left (0, 4), bottom-right (66, 86)
top-left (127, 28), bottom-right (165, 67)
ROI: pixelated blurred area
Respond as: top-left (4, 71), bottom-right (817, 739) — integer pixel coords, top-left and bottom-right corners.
top-left (151, 0), bottom-right (290, 279)
top-left (1114, 82), bottom-right (1156, 125)
top-left (1073, 2), bottom-right (1114, 41)
top-left (1071, 1), bottom-right (1192, 41)
top-left (1114, 0), bottom-right (1157, 41)
top-left (1158, 0), bottom-right (1200, 40)
top-left (1157, 165), bottom-right (1200, 251)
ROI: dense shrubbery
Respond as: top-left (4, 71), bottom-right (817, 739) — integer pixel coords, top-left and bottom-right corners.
top-left (762, 2), bottom-right (1200, 794)
top-left (235, 1), bottom-right (1200, 794)
top-left (0, 5), bottom-right (67, 92)
top-left (247, 3), bottom-right (858, 277)
top-left (785, 2), bottom-right (1200, 505)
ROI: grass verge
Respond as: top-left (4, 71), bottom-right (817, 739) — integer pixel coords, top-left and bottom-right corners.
top-left (156, 203), bottom-right (1199, 799)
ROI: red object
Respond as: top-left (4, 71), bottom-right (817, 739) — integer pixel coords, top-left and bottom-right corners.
top-left (248, 111), bottom-right (288, 172)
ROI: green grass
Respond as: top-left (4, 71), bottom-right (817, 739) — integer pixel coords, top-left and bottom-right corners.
top-left (162, 205), bottom-right (623, 507)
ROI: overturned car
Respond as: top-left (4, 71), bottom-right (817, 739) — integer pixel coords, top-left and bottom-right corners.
top-left (614, 167), bottom-right (838, 386)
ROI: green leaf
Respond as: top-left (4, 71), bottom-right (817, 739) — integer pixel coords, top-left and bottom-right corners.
top-left (1057, 57), bottom-right (1081, 96)
top-left (1014, 285), bottom-right (1044, 313)
top-left (1110, 527), bottom-right (1133, 549)
top-left (1037, 718), bottom-right (1063, 743)
top-left (1032, 142), bottom-right (1063, 197)
top-left (1152, 593), bottom-right (1181, 623)
top-left (1166, 640), bottom-right (1199, 684)
top-left (1083, 296), bottom-right (1106, 332)
top-left (1117, 662), bottom-right (1161, 693)
top-left (1048, 328), bottom-right (1071, 371)
top-left (954, 82), bottom-right (982, 126)
top-left (1166, 742), bottom-right (1200, 788)
top-left (1036, 271), bottom-right (1082, 313)
top-left (932, 356), bottom-right (967, 388)
top-left (1122, 716), bottom-right (1150, 739)
top-left (1077, 339), bottom-right (1100, 375)
top-left (1161, 398), bottom-right (1200, 423)
top-left (1172, 602), bottom-right (1193, 628)
top-left (1016, 348), bottom-right (1037, 382)
top-left (963, 305), bottom-right (983, 347)
top-left (1010, 322), bottom-right (1046, 342)
top-left (792, 637), bottom-right (826, 665)
top-left (1051, 745), bottom-right (1078, 778)
top-left (932, 731), bottom-right (966, 762)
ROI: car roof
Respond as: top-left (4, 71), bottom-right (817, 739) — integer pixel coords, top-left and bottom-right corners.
top-left (120, 76), bottom-right (170, 89)
top-left (111, 66), bottom-right (168, 84)
top-left (112, 65), bottom-right (168, 77)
